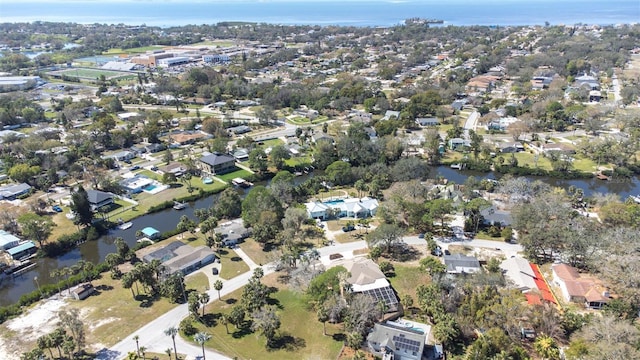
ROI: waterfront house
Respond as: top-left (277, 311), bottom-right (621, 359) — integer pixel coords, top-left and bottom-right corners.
top-left (142, 241), bottom-right (216, 275)
top-left (367, 319), bottom-right (433, 360)
top-left (0, 230), bottom-right (21, 250)
top-left (198, 152), bottom-right (237, 176)
top-left (7, 241), bottom-right (37, 260)
top-left (304, 197), bottom-right (379, 220)
top-left (86, 190), bottom-right (114, 211)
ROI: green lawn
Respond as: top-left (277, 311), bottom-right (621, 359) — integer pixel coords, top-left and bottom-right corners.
top-left (217, 169), bottom-right (253, 182)
top-left (238, 238), bottom-right (273, 266)
top-left (284, 156), bottom-right (313, 168)
top-left (388, 264), bottom-right (430, 302)
top-left (195, 284), bottom-right (344, 360)
top-left (218, 248), bottom-right (250, 280)
top-left (287, 115), bottom-right (330, 125)
top-left (186, 272), bottom-right (211, 293)
top-left (55, 68), bottom-right (130, 80)
top-left (104, 186), bottom-right (192, 223)
top-left (138, 169), bottom-right (161, 181)
top-left (258, 138), bottom-right (284, 148)
top-left (103, 46), bottom-right (164, 55)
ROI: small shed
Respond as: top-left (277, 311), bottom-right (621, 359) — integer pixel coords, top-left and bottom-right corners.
top-left (72, 283), bottom-right (95, 300)
top-left (141, 227), bottom-right (161, 240)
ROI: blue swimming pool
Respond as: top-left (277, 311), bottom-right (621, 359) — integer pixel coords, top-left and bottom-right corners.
top-left (323, 199), bottom-right (344, 206)
top-left (144, 184), bottom-right (157, 191)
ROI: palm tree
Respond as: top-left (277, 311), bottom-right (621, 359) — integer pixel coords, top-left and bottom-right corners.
top-left (213, 280), bottom-right (223, 300)
top-left (199, 292), bottom-right (210, 317)
top-left (193, 332), bottom-right (211, 360)
top-left (49, 269), bottom-right (62, 298)
top-left (220, 314), bottom-right (230, 334)
top-left (165, 348), bottom-right (172, 360)
top-left (139, 346), bottom-right (147, 360)
top-left (133, 335), bottom-right (140, 356)
top-left (164, 326), bottom-right (178, 360)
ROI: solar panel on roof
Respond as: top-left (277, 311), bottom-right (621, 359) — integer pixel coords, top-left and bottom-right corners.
top-left (392, 335), bottom-right (421, 353)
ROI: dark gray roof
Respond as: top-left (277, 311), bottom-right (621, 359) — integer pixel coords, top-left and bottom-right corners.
top-left (143, 241), bottom-right (185, 263)
top-left (200, 153), bottom-right (235, 166)
top-left (86, 189), bottom-right (113, 204)
top-left (444, 254), bottom-right (481, 273)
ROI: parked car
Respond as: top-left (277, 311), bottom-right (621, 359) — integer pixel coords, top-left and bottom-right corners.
top-left (130, 165), bottom-right (140, 171)
top-left (211, 267), bottom-right (219, 275)
top-left (124, 159), bottom-right (132, 164)
top-left (418, 233), bottom-right (425, 239)
top-left (342, 225), bottom-right (355, 232)
top-left (444, 249), bottom-right (451, 255)
top-left (52, 205), bottom-right (63, 213)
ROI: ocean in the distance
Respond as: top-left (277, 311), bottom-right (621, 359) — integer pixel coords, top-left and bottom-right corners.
top-left (0, 0), bottom-right (638, 27)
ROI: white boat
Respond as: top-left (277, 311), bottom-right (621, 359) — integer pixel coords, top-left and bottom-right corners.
top-left (450, 163), bottom-right (462, 170)
top-left (118, 222), bottom-right (133, 230)
top-left (173, 201), bottom-right (187, 210)
top-left (629, 195), bottom-right (640, 204)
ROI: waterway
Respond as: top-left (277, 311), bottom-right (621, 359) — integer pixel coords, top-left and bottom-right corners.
top-left (1, 168), bottom-right (639, 306)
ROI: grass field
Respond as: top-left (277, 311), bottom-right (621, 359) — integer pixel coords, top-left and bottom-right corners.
top-left (191, 40), bottom-right (235, 47)
top-left (217, 248), bottom-right (250, 280)
top-left (193, 277), bottom-right (344, 360)
top-left (217, 169), bottom-right (253, 182)
top-left (287, 115), bottom-right (330, 125)
top-left (388, 264), bottom-right (430, 302)
top-left (67, 275), bottom-right (180, 348)
top-left (103, 46), bottom-right (164, 55)
top-left (238, 238), bottom-right (273, 266)
top-left (52, 68), bottom-right (132, 81)
top-left (185, 272), bottom-right (210, 293)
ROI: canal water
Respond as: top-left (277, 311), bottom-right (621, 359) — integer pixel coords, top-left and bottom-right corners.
top-left (1, 168), bottom-right (639, 306)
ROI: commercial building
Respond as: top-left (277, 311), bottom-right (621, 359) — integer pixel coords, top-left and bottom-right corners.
top-left (0, 230), bottom-right (21, 250)
top-left (157, 57), bottom-right (190, 68)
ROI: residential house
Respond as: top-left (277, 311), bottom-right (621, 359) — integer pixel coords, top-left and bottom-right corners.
top-left (198, 152), bottom-right (237, 176)
top-left (443, 254), bottom-right (481, 274)
top-left (501, 257), bottom-right (557, 305)
top-left (480, 205), bottom-right (513, 226)
top-left (337, 257), bottom-right (399, 312)
top-left (71, 283), bottom-right (95, 300)
top-left (159, 162), bottom-right (187, 177)
top-left (0, 230), bottom-right (20, 250)
top-left (120, 175), bottom-right (154, 194)
top-left (552, 263), bottom-right (611, 309)
top-left (575, 74), bottom-right (600, 90)
top-left (497, 142), bottom-right (524, 153)
top-left (367, 319), bottom-right (433, 360)
top-left (311, 134), bottom-right (334, 144)
top-left (103, 150), bottom-right (136, 162)
top-left (86, 190), bottom-right (114, 211)
top-left (214, 219), bottom-right (251, 247)
top-left (226, 125), bottom-right (252, 135)
top-left (7, 241), bottom-right (37, 260)
top-left (448, 138), bottom-right (467, 150)
top-left (117, 112), bottom-right (142, 121)
top-left (530, 76), bottom-right (553, 90)
top-left (451, 99), bottom-right (467, 111)
top-left (415, 117), bottom-right (440, 127)
top-left (233, 148), bottom-right (250, 162)
top-left (142, 241), bottom-right (216, 275)
top-left (487, 117), bottom-right (520, 131)
top-left (0, 183), bottom-right (32, 200)
top-left (145, 143), bottom-right (166, 153)
top-left (304, 197), bottom-right (379, 220)
top-left (541, 143), bottom-right (575, 154)
top-left (382, 110), bottom-right (401, 121)
top-left (170, 132), bottom-right (207, 146)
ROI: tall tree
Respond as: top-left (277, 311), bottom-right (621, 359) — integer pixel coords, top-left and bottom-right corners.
top-left (69, 186), bottom-right (93, 227)
top-left (17, 213), bottom-right (55, 247)
top-left (193, 332), bottom-right (211, 360)
top-left (251, 305), bottom-right (281, 347)
top-left (366, 223), bottom-right (405, 254)
top-left (163, 327), bottom-right (179, 360)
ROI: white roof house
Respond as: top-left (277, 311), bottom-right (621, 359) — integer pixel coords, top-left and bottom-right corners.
top-left (0, 230), bottom-right (21, 250)
top-left (500, 257), bottom-right (537, 292)
top-left (304, 197), bottom-right (379, 220)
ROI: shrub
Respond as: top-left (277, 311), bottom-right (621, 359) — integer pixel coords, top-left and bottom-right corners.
top-left (180, 317), bottom-right (197, 336)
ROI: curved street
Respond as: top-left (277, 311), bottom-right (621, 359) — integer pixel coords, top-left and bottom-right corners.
top-left (97, 235), bottom-right (522, 360)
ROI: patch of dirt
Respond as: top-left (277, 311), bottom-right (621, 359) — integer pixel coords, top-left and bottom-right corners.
top-left (89, 316), bottom-right (119, 331)
top-left (1, 298), bottom-right (69, 359)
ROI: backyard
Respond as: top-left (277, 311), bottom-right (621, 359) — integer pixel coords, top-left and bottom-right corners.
top-left (193, 275), bottom-right (344, 360)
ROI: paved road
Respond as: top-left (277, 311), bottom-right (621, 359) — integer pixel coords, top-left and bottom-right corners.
top-left (98, 234), bottom-right (522, 360)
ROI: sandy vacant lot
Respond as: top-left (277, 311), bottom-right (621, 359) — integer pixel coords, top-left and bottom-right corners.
top-left (0, 298), bottom-right (69, 360)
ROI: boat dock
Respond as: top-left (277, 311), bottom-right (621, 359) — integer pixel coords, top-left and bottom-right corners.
top-left (231, 178), bottom-right (253, 188)
top-left (173, 201), bottom-right (187, 210)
